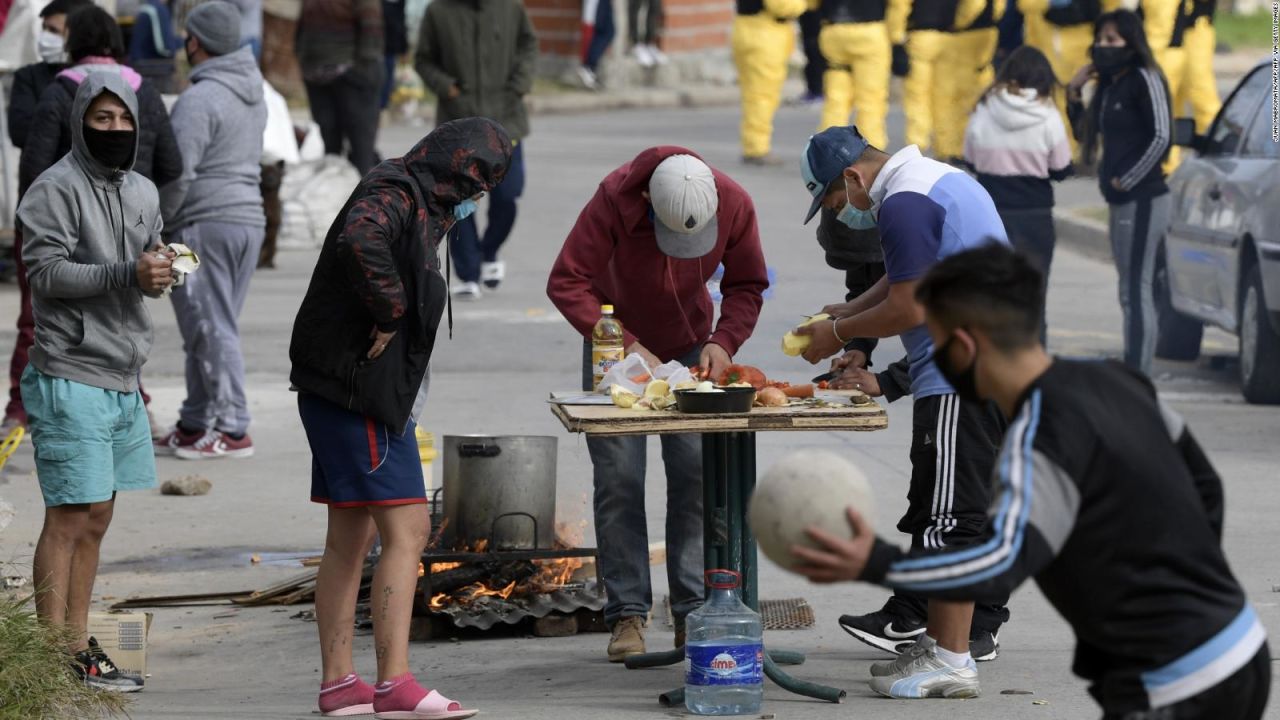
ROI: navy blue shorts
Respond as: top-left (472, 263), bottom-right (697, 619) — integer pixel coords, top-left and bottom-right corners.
top-left (297, 392), bottom-right (425, 508)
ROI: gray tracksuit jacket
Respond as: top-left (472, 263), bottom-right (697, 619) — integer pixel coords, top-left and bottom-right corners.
top-left (160, 47), bottom-right (267, 231)
top-left (17, 73), bottom-right (162, 393)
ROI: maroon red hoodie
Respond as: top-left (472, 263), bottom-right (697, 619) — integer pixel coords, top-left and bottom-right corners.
top-left (547, 146), bottom-right (768, 362)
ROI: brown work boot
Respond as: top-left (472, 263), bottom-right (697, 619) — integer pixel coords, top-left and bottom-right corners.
top-left (674, 616), bottom-right (687, 649)
top-left (607, 616), bottom-right (646, 663)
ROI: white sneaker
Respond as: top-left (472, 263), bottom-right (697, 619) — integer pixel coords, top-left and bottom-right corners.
top-left (451, 281), bottom-right (482, 300)
top-left (480, 261), bottom-right (505, 289)
top-left (870, 634), bottom-right (933, 677)
top-left (868, 643), bottom-right (980, 699)
top-left (576, 66), bottom-right (598, 90)
top-left (631, 44), bottom-right (655, 67)
top-left (646, 44), bottom-right (668, 65)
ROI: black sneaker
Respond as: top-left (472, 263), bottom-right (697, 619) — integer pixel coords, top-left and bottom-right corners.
top-left (970, 630), bottom-right (1000, 662)
top-left (838, 609), bottom-right (927, 655)
top-left (73, 637), bottom-right (143, 693)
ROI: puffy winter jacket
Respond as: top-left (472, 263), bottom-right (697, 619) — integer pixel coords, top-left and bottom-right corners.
top-left (18, 59), bottom-right (182, 196)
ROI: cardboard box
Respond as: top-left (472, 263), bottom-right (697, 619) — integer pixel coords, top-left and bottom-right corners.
top-left (87, 611), bottom-right (152, 681)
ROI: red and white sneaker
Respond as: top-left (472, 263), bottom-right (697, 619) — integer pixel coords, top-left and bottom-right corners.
top-left (174, 430), bottom-right (254, 460)
top-left (154, 426), bottom-right (203, 457)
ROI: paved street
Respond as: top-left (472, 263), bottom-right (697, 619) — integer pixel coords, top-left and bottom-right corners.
top-left (1, 101), bottom-right (1277, 719)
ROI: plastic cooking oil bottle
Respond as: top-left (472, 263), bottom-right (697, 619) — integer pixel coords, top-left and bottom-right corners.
top-left (591, 304), bottom-right (624, 390)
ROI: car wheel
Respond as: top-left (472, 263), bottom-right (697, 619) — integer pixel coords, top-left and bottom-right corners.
top-left (1240, 263), bottom-right (1280, 405)
top-left (1154, 242), bottom-right (1203, 361)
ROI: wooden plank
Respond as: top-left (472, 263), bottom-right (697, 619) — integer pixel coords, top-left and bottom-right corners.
top-left (551, 400), bottom-right (887, 436)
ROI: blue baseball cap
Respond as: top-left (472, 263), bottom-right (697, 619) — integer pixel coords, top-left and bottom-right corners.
top-left (800, 126), bottom-right (870, 224)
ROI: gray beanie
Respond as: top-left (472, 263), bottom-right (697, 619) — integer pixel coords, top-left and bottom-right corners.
top-left (186, 1), bottom-right (242, 57)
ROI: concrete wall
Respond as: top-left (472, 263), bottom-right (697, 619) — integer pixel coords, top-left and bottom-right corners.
top-left (262, 0), bottom-right (740, 98)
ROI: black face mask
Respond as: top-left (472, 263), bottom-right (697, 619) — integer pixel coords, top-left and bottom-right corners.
top-left (932, 335), bottom-right (982, 404)
top-left (82, 126), bottom-right (135, 169)
top-left (1091, 45), bottom-right (1136, 76)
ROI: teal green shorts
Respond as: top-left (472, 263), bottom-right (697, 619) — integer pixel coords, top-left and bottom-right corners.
top-left (21, 366), bottom-right (157, 507)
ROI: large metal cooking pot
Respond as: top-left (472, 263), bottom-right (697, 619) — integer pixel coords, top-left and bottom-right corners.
top-left (442, 435), bottom-right (557, 550)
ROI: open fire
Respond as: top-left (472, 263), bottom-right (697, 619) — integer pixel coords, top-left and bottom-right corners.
top-left (422, 521), bottom-right (593, 614)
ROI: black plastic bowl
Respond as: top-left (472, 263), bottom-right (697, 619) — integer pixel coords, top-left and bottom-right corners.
top-left (674, 386), bottom-right (757, 414)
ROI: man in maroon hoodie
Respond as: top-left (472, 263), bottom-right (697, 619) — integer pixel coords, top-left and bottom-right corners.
top-left (548, 147), bottom-right (769, 662)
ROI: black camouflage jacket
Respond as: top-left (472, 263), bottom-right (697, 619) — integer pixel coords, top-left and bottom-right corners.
top-left (289, 117), bottom-right (512, 432)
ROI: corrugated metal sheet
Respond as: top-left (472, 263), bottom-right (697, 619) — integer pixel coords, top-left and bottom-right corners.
top-left (432, 582), bottom-right (605, 631)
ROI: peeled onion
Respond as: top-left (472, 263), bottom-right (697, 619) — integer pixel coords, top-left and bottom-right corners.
top-left (757, 387), bottom-right (787, 407)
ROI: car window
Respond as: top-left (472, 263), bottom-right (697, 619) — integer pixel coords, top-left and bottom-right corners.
top-left (1205, 68), bottom-right (1267, 156)
top-left (1241, 86), bottom-right (1278, 159)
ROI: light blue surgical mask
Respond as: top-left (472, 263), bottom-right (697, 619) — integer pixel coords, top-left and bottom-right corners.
top-left (836, 184), bottom-right (877, 229)
top-left (453, 198), bottom-right (478, 221)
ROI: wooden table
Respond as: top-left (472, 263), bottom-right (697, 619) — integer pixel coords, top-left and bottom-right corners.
top-left (551, 396), bottom-right (888, 706)
top-left (551, 398), bottom-right (888, 436)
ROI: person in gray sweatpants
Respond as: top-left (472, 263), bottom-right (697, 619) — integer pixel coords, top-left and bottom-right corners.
top-left (1109, 194), bottom-right (1171, 376)
top-left (157, 1), bottom-right (267, 460)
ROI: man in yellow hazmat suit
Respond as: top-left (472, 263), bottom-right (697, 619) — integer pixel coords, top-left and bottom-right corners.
top-left (934, 0), bottom-right (1005, 161)
top-left (1139, 0), bottom-right (1187, 171)
top-left (900, 0), bottom-right (961, 152)
top-left (1020, 0), bottom-right (1099, 158)
top-left (734, 0), bottom-right (810, 164)
top-left (817, 0), bottom-right (909, 147)
top-left (1176, 0), bottom-right (1219, 132)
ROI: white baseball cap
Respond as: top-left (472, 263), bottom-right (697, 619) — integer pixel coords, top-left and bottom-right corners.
top-left (649, 154), bottom-right (719, 259)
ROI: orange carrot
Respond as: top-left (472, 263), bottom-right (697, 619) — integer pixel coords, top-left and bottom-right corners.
top-left (630, 373), bottom-right (652, 384)
top-left (781, 384), bottom-right (814, 399)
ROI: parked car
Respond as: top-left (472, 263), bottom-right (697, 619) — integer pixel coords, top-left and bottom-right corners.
top-left (1158, 61), bottom-right (1280, 404)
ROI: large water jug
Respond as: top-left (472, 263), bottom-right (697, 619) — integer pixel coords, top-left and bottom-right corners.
top-left (684, 569), bottom-right (764, 715)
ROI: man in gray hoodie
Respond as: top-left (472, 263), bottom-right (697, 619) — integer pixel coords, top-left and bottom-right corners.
top-left (157, 0), bottom-right (267, 460)
top-left (18, 72), bottom-right (175, 691)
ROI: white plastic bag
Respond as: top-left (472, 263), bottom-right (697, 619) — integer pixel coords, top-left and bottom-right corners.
top-left (652, 360), bottom-right (694, 388)
top-left (598, 353), bottom-right (653, 395)
top-left (597, 354), bottom-right (695, 394)
top-left (262, 80), bottom-right (301, 166)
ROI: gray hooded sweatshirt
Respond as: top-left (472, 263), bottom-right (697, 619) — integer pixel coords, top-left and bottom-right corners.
top-left (17, 73), bottom-right (162, 393)
top-left (160, 47), bottom-right (266, 230)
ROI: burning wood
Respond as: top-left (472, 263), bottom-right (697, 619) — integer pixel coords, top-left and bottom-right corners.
top-left (423, 522), bottom-right (596, 613)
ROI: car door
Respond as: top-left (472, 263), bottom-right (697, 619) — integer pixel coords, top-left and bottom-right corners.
top-left (1166, 67), bottom-right (1267, 328)
top-left (1226, 71), bottom-right (1280, 325)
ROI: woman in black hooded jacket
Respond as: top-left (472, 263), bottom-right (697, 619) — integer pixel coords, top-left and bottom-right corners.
top-left (18, 5), bottom-right (182, 196)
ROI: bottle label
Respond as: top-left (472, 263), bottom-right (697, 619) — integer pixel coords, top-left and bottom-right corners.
top-left (591, 347), bottom-right (624, 387)
top-left (685, 643), bottom-right (764, 687)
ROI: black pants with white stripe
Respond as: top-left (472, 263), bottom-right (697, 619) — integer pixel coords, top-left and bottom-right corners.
top-left (885, 393), bottom-right (1011, 634)
top-left (1100, 644), bottom-right (1271, 720)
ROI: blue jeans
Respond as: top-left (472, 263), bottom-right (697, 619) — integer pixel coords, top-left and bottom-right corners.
top-left (584, 0), bottom-right (616, 71)
top-left (380, 53), bottom-right (397, 109)
top-left (582, 343), bottom-right (704, 626)
top-left (449, 141), bottom-right (525, 282)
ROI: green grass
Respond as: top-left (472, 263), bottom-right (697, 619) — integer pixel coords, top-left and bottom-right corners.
top-left (1216, 11), bottom-right (1273, 50)
top-left (0, 593), bottom-right (130, 720)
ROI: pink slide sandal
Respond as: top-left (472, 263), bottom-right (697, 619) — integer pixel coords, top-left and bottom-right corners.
top-left (373, 690), bottom-right (477, 720)
top-left (373, 674), bottom-right (478, 720)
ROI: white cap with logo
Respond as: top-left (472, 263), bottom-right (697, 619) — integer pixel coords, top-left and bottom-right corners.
top-left (649, 154), bottom-right (719, 259)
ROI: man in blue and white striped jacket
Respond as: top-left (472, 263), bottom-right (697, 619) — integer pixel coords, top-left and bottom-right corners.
top-left (794, 244), bottom-right (1269, 719)
top-left (794, 124), bottom-right (1013, 698)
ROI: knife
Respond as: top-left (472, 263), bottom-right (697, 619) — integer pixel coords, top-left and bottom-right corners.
top-left (812, 370), bottom-right (837, 384)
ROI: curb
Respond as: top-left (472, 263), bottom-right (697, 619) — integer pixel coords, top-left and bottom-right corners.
top-left (1054, 209), bottom-right (1111, 263)
top-left (527, 85), bottom-right (741, 115)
